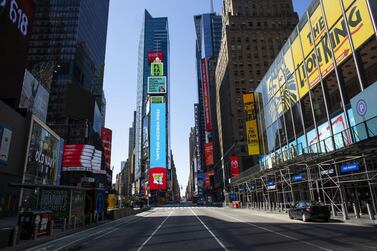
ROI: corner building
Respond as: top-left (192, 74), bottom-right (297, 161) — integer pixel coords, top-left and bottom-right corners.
top-left (134, 11), bottom-right (170, 202)
top-left (216, 0), bottom-right (298, 194)
top-left (231, 0), bottom-right (377, 220)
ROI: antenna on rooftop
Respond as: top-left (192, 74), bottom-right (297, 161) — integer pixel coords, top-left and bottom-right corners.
top-left (210, 0), bottom-right (214, 13)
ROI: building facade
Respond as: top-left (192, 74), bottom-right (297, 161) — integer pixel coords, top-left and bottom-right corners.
top-left (231, 0), bottom-right (377, 220)
top-left (27, 0), bottom-right (109, 145)
top-left (134, 10), bottom-right (170, 203)
top-left (216, 0), bottom-right (299, 196)
top-left (194, 12), bottom-right (222, 203)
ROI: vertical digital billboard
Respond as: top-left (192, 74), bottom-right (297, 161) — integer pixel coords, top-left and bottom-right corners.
top-left (101, 128), bottom-right (112, 170)
top-left (201, 59), bottom-right (212, 131)
top-left (243, 93), bottom-right (260, 155)
top-left (231, 155), bottom-right (239, 177)
top-left (149, 103), bottom-right (167, 191)
top-left (0, 123), bottom-right (12, 165)
top-left (151, 62), bottom-right (163, 76)
top-left (204, 142), bottom-right (214, 166)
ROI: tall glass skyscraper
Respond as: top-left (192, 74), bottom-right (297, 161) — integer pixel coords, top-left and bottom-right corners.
top-left (27, 0), bottom-right (110, 144)
top-left (194, 13), bottom-right (222, 202)
top-left (135, 10), bottom-right (170, 197)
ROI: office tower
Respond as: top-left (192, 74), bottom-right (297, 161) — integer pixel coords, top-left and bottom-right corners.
top-left (135, 10), bottom-right (170, 203)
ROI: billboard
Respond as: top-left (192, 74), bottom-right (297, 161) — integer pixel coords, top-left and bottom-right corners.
top-left (262, 0), bottom-right (375, 126)
top-left (231, 155), bottom-right (239, 177)
top-left (0, 0), bottom-right (34, 103)
top-left (243, 93), bottom-right (260, 155)
top-left (150, 96), bottom-right (164, 104)
top-left (149, 168), bottom-right (167, 191)
top-left (0, 123), bottom-right (12, 165)
top-left (148, 51), bottom-right (164, 62)
top-left (148, 76), bottom-right (167, 94)
top-left (62, 144), bottom-right (104, 174)
top-left (201, 59), bottom-right (212, 131)
top-left (101, 128), bottom-right (112, 170)
top-left (150, 103), bottom-right (167, 169)
top-left (151, 62), bottom-right (163, 76)
top-left (204, 142), bottom-right (214, 166)
top-left (19, 70), bottom-right (49, 122)
top-left (24, 116), bottom-right (61, 185)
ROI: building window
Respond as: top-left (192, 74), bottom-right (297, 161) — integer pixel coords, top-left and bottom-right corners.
top-left (323, 71), bottom-right (342, 117)
top-left (357, 38), bottom-right (377, 89)
top-left (339, 57), bottom-right (361, 105)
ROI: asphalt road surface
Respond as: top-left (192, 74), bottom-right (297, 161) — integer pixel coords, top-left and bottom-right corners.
top-left (25, 206), bottom-right (377, 251)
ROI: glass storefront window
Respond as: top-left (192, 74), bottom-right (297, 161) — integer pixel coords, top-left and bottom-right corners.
top-left (311, 83), bottom-right (328, 124)
top-left (300, 93), bottom-right (315, 129)
top-left (357, 38), bottom-right (377, 89)
top-left (339, 57), bottom-right (362, 104)
top-left (292, 103), bottom-right (305, 136)
top-left (323, 71), bottom-right (343, 117)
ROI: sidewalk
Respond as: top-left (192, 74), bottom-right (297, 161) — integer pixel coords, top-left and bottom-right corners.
top-left (233, 206), bottom-right (377, 227)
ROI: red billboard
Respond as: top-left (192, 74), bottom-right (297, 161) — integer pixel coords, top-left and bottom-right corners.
top-left (204, 142), bottom-right (214, 166)
top-left (201, 59), bottom-right (212, 131)
top-left (149, 168), bottom-right (167, 191)
top-left (148, 51), bottom-right (164, 62)
top-left (62, 144), bottom-right (104, 173)
top-left (205, 170), bottom-right (214, 189)
top-left (231, 155), bottom-right (239, 177)
top-left (101, 128), bottom-right (112, 169)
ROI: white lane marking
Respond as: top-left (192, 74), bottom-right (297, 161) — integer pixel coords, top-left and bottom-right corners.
top-left (137, 209), bottom-right (175, 251)
top-left (26, 211), bottom-right (154, 251)
top-left (55, 217), bottom-right (148, 251)
top-left (190, 208), bottom-right (229, 251)
top-left (209, 208), bottom-right (332, 251)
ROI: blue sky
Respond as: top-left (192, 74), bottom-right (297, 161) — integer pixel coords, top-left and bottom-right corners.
top-left (104, 0), bottom-right (311, 194)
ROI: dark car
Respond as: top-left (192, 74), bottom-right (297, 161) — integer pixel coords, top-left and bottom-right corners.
top-left (288, 201), bottom-right (331, 222)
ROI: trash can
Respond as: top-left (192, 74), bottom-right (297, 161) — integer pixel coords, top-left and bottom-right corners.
top-left (18, 211), bottom-right (53, 240)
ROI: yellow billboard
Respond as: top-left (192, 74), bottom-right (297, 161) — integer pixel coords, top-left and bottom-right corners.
top-left (243, 93), bottom-right (260, 156)
top-left (151, 62), bottom-right (163, 76)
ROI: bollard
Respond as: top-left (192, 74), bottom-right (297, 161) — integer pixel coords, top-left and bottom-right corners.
top-left (331, 204), bottom-right (337, 217)
top-left (63, 218), bottom-right (67, 232)
top-left (366, 203), bottom-right (375, 221)
top-left (83, 215), bottom-right (86, 227)
top-left (74, 216), bottom-right (77, 230)
top-left (34, 224), bottom-right (38, 240)
top-left (102, 213), bottom-right (105, 221)
top-left (12, 226), bottom-right (19, 247)
top-left (96, 213), bottom-right (99, 223)
top-left (50, 220), bottom-right (54, 236)
top-left (342, 204), bottom-right (348, 221)
top-left (353, 203), bottom-right (360, 219)
top-left (90, 213), bottom-right (93, 225)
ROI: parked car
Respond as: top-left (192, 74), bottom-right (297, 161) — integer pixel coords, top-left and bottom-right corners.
top-left (288, 201), bottom-right (331, 222)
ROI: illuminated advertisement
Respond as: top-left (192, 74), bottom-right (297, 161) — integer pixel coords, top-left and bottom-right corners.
top-left (62, 144), bottom-right (104, 174)
top-left (0, 123), bottom-right (12, 165)
top-left (20, 70), bottom-right (49, 122)
top-left (194, 104), bottom-right (201, 171)
top-left (201, 58), bottom-right (212, 131)
top-left (231, 155), bottom-right (239, 177)
top-left (150, 103), bottom-right (167, 169)
top-left (24, 116), bottom-right (61, 185)
top-left (101, 128), bottom-right (112, 170)
top-left (148, 51), bottom-right (164, 62)
top-left (204, 142), bottom-right (214, 166)
top-left (150, 96), bottom-right (164, 104)
top-left (148, 76), bottom-right (167, 94)
top-left (0, 0), bottom-right (34, 103)
top-left (151, 62), bottom-right (163, 76)
top-left (243, 93), bottom-right (261, 155)
top-left (205, 170), bottom-right (214, 189)
top-left (149, 168), bottom-right (167, 191)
